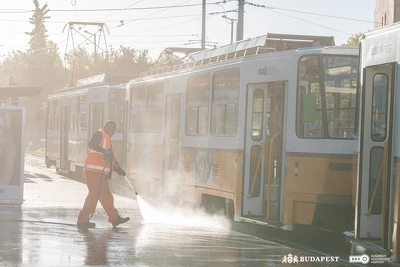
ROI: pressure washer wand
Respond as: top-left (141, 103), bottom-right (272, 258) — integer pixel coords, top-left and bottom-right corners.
top-left (122, 175), bottom-right (138, 196)
top-left (112, 159), bottom-right (138, 195)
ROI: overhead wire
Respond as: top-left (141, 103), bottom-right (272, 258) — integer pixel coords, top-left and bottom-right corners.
top-left (0, 14), bottom-right (206, 24)
top-left (100, 0), bottom-right (147, 20)
top-left (0, 1), bottom-right (234, 13)
top-left (246, 1), bottom-right (351, 35)
top-left (128, 16), bottom-right (208, 35)
top-left (245, 1), bottom-right (378, 25)
top-left (110, 0), bottom-right (194, 30)
top-left (0, 10), bottom-right (32, 14)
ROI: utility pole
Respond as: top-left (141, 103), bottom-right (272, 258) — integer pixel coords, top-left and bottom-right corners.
top-left (94, 33), bottom-right (97, 62)
top-left (237, 0), bottom-right (245, 41)
top-left (222, 15), bottom-right (237, 44)
top-left (202, 0), bottom-right (206, 49)
top-left (63, 22), bottom-right (109, 83)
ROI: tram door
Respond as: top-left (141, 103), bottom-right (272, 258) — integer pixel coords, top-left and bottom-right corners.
top-left (60, 106), bottom-right (69, 172)
top-left (358, 64), bottom-right (394, 248)
top-left (243, 82), bottom-right (285, 218)
top-left (89, 103), bottom-right (104, 137)
top-left (163, 94), bottom-right (182, 199)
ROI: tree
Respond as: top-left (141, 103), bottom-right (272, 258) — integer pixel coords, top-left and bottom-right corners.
top-left (27, 0), bottom-right (50, 52)
top-left (0, 50), bottom-right (30, 86)
top-left (25, 0), bottom-right (51, 87)
top-left (19, 0), bottom-right (65, 150)
top-left (343, 32), bottom-right (363, 46)
top-left (65, 46), bottom-right (152, 84)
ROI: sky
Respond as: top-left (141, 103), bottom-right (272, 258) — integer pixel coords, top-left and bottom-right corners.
top-left (0, 0), bottom-right (377, 61)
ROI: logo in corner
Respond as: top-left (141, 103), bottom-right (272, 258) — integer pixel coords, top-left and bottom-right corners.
top-left (282, 254), bottom-right (298, 264)
top-left (349, 254), bottom-right (370, 264)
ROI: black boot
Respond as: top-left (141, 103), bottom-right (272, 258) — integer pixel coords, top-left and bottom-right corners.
top-left (77, 221), bottom-right (96, 229)
top-left (112, 214), bottom-right (130, 227)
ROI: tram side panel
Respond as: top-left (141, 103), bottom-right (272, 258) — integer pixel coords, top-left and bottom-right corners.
top-left (283, 147), bottom-right (354, 231)
top-left (282, 53), bottom-right (358, 232)
top-left (125, 83), bottom-right (165, 197)
top-left (179, 146), bottom-right (243, 213)
top-left (125, 136), bottom-right (164, 197)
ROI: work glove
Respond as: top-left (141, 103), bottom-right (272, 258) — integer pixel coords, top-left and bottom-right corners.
top-left (102, 149), bottom-right (114, 161)
top-left (115, 166), bottom-right (126, 177)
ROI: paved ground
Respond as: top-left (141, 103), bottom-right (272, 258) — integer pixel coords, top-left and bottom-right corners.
top-left (0, 154), bottom-right (356, 267)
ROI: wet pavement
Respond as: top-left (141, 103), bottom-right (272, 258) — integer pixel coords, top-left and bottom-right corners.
top-left (0, 154), bottom-right (357, 266)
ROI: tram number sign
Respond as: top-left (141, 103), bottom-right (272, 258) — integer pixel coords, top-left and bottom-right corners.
top-left (258, 67), bottom-right (268, 76)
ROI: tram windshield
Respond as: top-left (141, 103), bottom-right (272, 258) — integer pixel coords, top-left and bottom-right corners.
top-left (297, 55), bottom-right (358, 139)
top-left (109, 89), bottom-right (125, 133)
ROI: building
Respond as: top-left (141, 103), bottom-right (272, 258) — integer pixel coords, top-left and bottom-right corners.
top-left (375, 0), bottom-right (400, 28)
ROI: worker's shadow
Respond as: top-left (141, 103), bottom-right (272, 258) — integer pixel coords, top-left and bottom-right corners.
top-left (79, 228), bottom-right (113, 266)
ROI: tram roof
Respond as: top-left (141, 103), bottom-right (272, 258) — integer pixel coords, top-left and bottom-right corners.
top-left (187, 33), bottom-right (335, 63)
top-left (360, 21), bottom-right (400, 67)
top-left (51, 73), bottom-right (132, 95)
top-left (48, 84), bottom-right (125, 99)
top-left (128, 45), bottom-right (357, 85)
top-left (363, 21), bottom-right (400, 38)
top-left (135, 33), bottom-right (360, 81)
top-left (0, 86), bottom-right (42, 97)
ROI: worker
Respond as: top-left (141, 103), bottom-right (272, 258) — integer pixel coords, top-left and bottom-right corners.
top-left (77, 120), bottom-right (129, 229)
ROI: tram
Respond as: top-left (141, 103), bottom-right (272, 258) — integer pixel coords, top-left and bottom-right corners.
top-left (355, 22), bottom-right (400, 261)
top-left (124, 33), bottom-right (359, 232)
top-left (45, 73), bottom-right (129, 177)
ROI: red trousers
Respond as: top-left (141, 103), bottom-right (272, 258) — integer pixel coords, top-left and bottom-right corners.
top-left (77, 171), bottom-right (119, 224)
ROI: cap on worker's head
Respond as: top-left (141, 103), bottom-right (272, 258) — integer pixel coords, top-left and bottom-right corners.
top-left (104, 120), bottom-right (117, 129)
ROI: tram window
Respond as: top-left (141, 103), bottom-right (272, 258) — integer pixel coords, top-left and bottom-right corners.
top-left (297, 56), bottom-right (324, 138)
top-left (130, 86), bottom-right (145, 133)
top-left (186, 74), bottom-right (210, 136)
top-left (371, 74), bottom-right (388, 142)
top-left (146, 83), bottom-right (163, 134)
top-left (109, 89), bottom-right (125, 133)
top-left (48, 100), bottom-right (55, 131)
top-left (78, 96), bottom-right (87, 131)
top-left (323, 56), bottom-right (358, 139)
top-left (69, 97), bottom-right (78, 132)
top-left (211, 69), bottom-right (239, 136)
top-left (54, 100), bottom-right (60, 131)
top-left (170, 97), bottom-right (181, 139)
top-left (92, 105), bottom-right (102, 132)
top-left (251, 89), bottom-right (264, 141)
top-left (368, 147), bottom-right (383, 215)
top-left (249, 145), bottom-right (262, 197)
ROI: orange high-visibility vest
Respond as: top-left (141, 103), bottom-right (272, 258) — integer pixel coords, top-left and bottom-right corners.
top-left (83, 129), bottom-right (113, 176)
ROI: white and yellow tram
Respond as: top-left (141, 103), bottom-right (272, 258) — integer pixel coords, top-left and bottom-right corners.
top-left (45, 73), bottom-right (129, 177)
top-left (125, 34), bottom-right (359, 232)
top-left (355, 22), bottom-right (400, 261)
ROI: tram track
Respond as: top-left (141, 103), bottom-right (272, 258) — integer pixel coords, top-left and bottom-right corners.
top-left (230, 220), bottom-right (382, 266)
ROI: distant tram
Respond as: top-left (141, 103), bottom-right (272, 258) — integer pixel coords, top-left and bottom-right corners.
top-left (45, 73), bottom-right (129, 177)
top-left (355, 22), bottom-right (400, 262)
top-left (124, 34), bottom-right (359, 232)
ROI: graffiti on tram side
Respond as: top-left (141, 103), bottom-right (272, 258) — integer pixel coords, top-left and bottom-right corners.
top-left (193, 150), bottom-right (212, 185)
